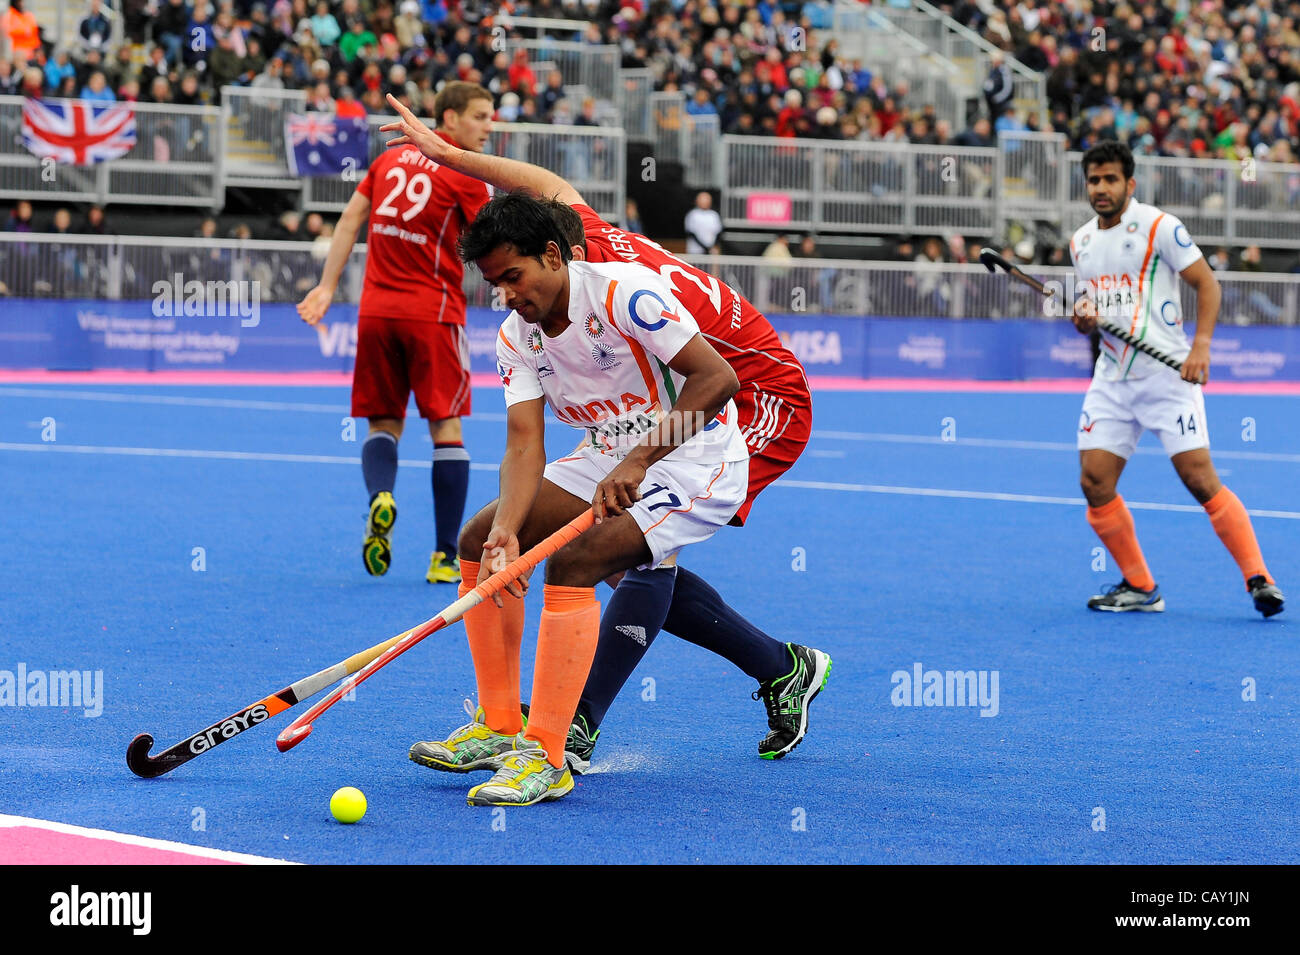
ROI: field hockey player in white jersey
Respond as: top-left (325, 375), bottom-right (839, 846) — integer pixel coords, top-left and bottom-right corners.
top-left (1069, 140), bottom-right (1283, 618)
top-left (410, 192), bottom-right (751, 806)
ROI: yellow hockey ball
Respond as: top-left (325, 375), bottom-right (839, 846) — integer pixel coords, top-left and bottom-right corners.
top-left (330, 787), bottom-right (367, 824)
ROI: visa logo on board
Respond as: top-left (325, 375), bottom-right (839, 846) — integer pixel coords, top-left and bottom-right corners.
top-left (778, 330), bottom-right (842, 365)
top-left (318, 322), bottom-right (357, 358)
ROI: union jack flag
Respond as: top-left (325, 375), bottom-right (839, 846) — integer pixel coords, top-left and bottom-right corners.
top-left (22, 99), bottom-right (137, 166)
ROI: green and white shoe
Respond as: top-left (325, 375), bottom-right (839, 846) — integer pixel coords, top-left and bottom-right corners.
top-left (466, 735), bottom-right (574, 806)
top-left (409, 700), bottom-right (524, 773)
top-left (363, 491), bottom-right (397, 576)
top-left (754, 643), bottom-right (831, 760)
top-left (564, 713), bottom-right (599, 775)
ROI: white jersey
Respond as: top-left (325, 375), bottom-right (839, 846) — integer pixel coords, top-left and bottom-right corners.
top-left (495, 260), bottom-right (750, 465)
top-left (1069, 198), bottom-right (1204, 381)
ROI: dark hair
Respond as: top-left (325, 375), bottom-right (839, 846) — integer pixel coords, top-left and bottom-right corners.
top-left (542, 199), bottom-right (586, 254)
top-left (458, 191), bottom-right (573, 265)
top-left (1082, 139), bottom-right (1135, 179)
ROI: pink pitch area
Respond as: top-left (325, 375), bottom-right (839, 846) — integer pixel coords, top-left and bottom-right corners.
top-left (0, 814), bottom-right (295, 865)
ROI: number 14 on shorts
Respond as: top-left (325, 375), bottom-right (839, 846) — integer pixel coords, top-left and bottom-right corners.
top-left (1176, 413), bottom-right (1198, 435)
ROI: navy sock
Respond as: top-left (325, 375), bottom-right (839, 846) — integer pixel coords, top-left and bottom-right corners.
top-left (661, 568), bottom-right (791, 683)
top-left (432, 441), bottom-right (470, 557)
top-left (361, 430), bottom-right (398, 501)
top-left (576, 566), bottom-right (677, 730)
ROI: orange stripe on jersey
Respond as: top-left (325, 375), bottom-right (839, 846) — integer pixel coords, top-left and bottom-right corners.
top-left (643, 462), bottom-right (729, 533)
top-left (1130, 214), bottom-right (1164, 336)
top-left (603, 279), bottom-right (662, 411)
top-left (498, 327), bottom-right (525, 359)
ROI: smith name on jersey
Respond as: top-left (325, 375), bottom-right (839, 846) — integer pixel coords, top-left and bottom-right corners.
top-left (495, 260), bottom-right (750, 465)
top-left (1069, 198), bottom-right (1204, 381)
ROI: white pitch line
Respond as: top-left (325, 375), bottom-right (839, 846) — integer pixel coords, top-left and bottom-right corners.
top-left (0, 386), bottom-right (348, 413)
top-left (811, 430), bottom-right (1300, 464)
top-left (0, 387), bottom-right (592, 427)
top-left (0, 442), bottom-right (499, 470)
top-left (8, 388), bottom-right (1294, 460)
top-left (3, 441), bottom-right (1299, 519)
top-left (772, 479), bottom-right (1300, 520)
top-left (0, 813), bottom-right (299, 865)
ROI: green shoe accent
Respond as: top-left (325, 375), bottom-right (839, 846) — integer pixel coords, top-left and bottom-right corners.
top-left (367, 491), bottom-right (397, 536)
top-left (363, 535), bottom-right (392, 576)
top-left (426, 550), bottom-right (462, 584)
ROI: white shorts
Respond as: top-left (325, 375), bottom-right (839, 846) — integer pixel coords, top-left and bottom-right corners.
top-left (1077, 371), bottom-right (1210, 460)
top-left (543, 446), bottom-right (749, 569)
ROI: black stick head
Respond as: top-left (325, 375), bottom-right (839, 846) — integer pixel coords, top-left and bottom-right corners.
top-left (126, 733), bottom-right (165, 779)
top-left (978, 247), bottom-right (1005, 273)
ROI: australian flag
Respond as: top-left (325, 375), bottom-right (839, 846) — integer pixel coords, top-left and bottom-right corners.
top-left (285, 113), bottom-right (369, 177)
top-left (22, 99), bottom-right (137, 165)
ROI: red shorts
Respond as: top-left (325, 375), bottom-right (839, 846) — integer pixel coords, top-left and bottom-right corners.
top-left (731, 383), bottom-right (812, 525)
top-left (351, 315), bottom-right (471, 421)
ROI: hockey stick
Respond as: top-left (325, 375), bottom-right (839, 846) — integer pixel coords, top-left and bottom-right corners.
top-left (276, 509), bottom-right (596, 753)
top-left (126, 629), bottom-right (412, 778)
top-left (977, 246), bottom-right (1199, 380)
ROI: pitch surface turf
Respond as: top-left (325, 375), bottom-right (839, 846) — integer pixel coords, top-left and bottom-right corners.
top-left (1, 382), bottom-right (1296, 863)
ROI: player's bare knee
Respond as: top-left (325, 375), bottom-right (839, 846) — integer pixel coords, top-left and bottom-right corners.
top-left (457, 505), bottom-right (496, 562)
top-left (1179, 468), bottom-right (1220, 504)
top-left (1079, 471), bottom-right (1115, 506)
top-left (543, 546), bottom-right (590, 588)
top-left (429, 417), bottom-right (462, 444)
top-left (368, 418), bottom-right (403, 440)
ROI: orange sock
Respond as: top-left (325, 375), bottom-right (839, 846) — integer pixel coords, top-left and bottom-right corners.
top-left (526, 584), bottom-right (600, 768)
top-left (458, 559), bottom-right (526, 735)
top-left (1203, 487), bottom-right (1272, 587)
top-left (1086, 495), bottom-right (1156, 591)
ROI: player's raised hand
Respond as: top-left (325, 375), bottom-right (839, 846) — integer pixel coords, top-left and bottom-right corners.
top-left (297, 284), bottom-right (334, 326)
top-left (593, 459), bottom-right (647, 524)
top-left (1182, 340), bottom-right (1211, 385)
top-left (1071, 296), bottom-right (1098, 335)
top-left (479, 526), bottom-right (524, 606)
top-left (380, 94), bottom-right (455, 163)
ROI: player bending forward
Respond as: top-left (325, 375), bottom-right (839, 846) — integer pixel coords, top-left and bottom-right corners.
top-left (1069, 140), bottom-right (1283, 617)
top-left (383, 93), bottom-right (831, 773)
top-left (439, 192), bottom-right (751, 806)
top-left (298, 82), bottom-right (494, 584)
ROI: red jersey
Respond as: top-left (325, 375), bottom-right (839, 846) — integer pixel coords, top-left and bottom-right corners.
top-left (356, 140), bottom-right (490, 323)
top-left (573, 205), bottom-right (810, 405)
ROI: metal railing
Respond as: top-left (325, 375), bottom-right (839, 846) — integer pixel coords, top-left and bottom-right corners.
top-left (721, 135), bottom-right (999, 236)
top-left (619, 68), bottom-right (654, 143)
top-left (993, 130), bottom-right (1300, 251)
top-left (647, 91), bottom-right (721, 188)
top-left (0, 94), bottom-right (225, 208)
top-left (2, 234), bottom-right (1297, 330)
top-left (0, 232), bottom-right (369, 304)
top-left (870, 0), bottom-right (1048, 126)
top-left (831, 0), bottom-right (966, 130)
top-left (505, 40), bottom-right (621, 106)
top-left (300, 116), bottom-right (626, 226)
top-left (222, 87), bottom-right (308, 190)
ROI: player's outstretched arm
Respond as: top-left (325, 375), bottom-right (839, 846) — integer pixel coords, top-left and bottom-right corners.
top-left (1179, 258), bottom-right (1219, 384)
top-left (297, 190), bottom-right (370, 326)
top-left (381, 93), bottom-right (585, 206)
